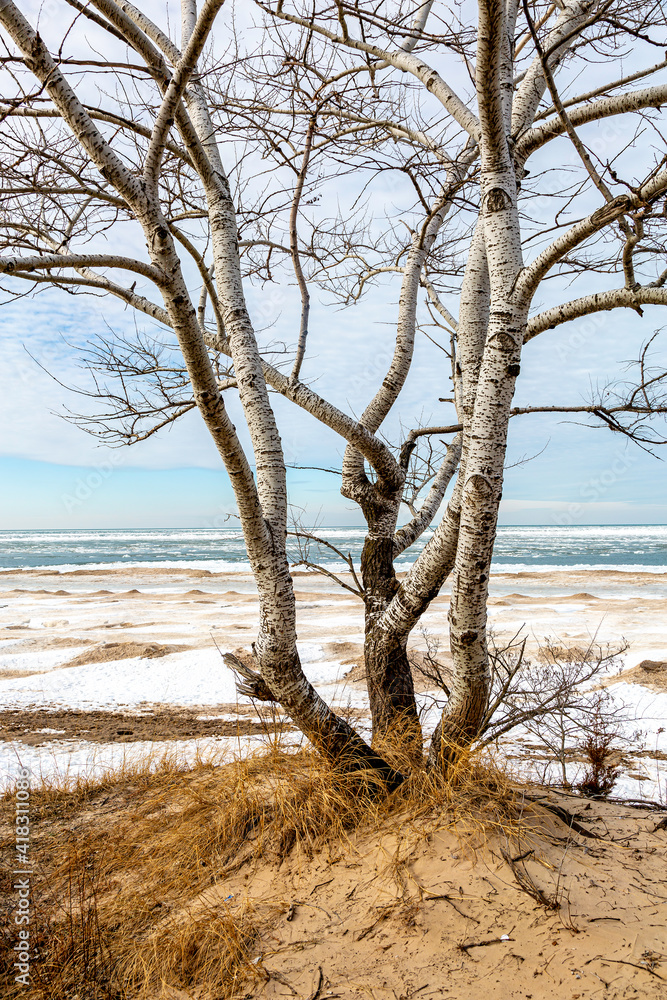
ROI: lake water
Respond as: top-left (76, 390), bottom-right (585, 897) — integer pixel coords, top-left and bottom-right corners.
top-left (1, 525), bottom-right (666, 573)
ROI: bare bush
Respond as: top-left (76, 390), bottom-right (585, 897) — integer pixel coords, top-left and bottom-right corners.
top-left (412, 629), bottom-right (633, 791)
top-left (576, 693), bottom-right (624, 797)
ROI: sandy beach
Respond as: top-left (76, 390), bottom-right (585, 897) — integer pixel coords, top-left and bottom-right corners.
top-left (1, 564), bottom-right (666, 798)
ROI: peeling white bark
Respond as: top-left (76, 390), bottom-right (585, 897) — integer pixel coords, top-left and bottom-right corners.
top-left (527, 286), bottom-right (667, 340)
top-left (0, 253), bottom-right (163, 281)
top-left (519, 82), bottom-right (667, 158)
top-left (427, 0), bottom-right (526, 764)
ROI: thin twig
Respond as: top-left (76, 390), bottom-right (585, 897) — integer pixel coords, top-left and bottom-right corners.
top-left (290, 113), bottom-right (318, 382)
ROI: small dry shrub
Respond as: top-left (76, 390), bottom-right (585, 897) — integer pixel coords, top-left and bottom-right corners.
top-left (122, 905), bottom-right (259, 1000)
top-left (576, 693), bottom-right (623, 797)
top-left (412, 629), bottom-right (632, 790)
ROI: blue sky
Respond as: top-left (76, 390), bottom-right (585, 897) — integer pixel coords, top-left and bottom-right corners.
top-left (1, 276), bottom-right (666, 529)
top-left (1, 1), bottom-right (666, 529)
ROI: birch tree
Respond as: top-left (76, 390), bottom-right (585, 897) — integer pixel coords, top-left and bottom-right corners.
top-left (1, 0), bottom-right (666, 779)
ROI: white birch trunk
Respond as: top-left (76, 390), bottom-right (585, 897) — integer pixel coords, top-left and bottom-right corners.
top-left (429, 0), bottom-right (526, 767)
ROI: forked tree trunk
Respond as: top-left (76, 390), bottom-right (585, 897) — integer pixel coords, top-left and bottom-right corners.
top-left (361, 533), bottom-right (420, 748)
top-left (5, 0), bottom-right (661, 787)
top-left (340, 469), bottom-right (421, 747)
top-left (340, 186), bottom-right (464, 748)
top-left (255, 550), bottom-right (406, 787)
top-left (362, 435), bottom-right (463, 749)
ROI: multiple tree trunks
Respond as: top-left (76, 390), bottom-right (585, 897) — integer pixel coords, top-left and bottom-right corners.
top-left (2, 0), bottom-right (667, 782)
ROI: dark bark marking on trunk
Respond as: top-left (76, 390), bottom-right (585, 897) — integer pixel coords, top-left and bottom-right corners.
top-left (485, 187), bottom-right (512, 212)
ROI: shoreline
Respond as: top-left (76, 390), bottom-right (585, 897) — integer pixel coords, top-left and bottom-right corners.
top-left (1, 565), bottom-right (666, 797)
top-left (3, 561), bottom-right (667, 577)
top-left (3, 563), bottom-right (667, 596)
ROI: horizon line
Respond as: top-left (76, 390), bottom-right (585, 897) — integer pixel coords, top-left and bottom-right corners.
top-left (1, 523), bottom-right (667, 531)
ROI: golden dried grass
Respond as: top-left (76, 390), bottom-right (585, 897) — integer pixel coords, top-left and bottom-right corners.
top-left (1, 734), bottom-right (523, 1000)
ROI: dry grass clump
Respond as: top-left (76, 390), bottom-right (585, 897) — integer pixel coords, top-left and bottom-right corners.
top-left (0, 738), bottom-right (522, 1000)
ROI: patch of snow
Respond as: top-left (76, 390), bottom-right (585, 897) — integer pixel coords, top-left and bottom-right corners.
top-left (0, 734), bottom-right (268, 790)
top-left (0, 649), bottom-right (246, 711)
top-left (0, 647), bottom-right (89, 674)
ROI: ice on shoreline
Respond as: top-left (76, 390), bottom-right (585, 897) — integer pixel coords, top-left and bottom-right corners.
top-left (4, 559), bottom-right (667, 577)
top-left (1, 565), bottom-right (665, 801)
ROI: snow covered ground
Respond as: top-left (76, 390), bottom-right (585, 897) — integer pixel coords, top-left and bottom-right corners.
top-left (1, 565), bottom-right (666, 801)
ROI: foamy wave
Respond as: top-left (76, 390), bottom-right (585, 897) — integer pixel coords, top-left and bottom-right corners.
top-left (2, 525), bottom-right (667, 573)
top-left (10, 560), bottom-right (254, 574)
top-left (8, 559), bottom-right (667, 576)
top-left (490, 563), bottom-right (667, 574)
top-left (0, 529), bottom-right (246, 542)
